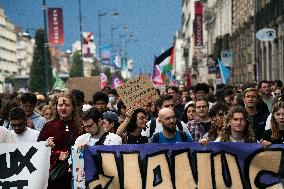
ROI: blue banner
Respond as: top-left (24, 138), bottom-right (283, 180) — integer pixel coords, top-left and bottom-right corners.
top-left (84, 143), bottom-right (284, 189)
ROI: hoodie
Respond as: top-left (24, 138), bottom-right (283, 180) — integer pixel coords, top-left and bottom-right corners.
top-left (29, 111), bottom-right (46, 131)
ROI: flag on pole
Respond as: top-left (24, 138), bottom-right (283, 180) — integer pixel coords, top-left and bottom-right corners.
top-left (100, 73), bottom-right (108, 88)
top-left (218, 58), bottom-right (231, 84)
top-left (154, 46), bottom-right (174, 82)
top-left (151, 64), bottom-right (164, 85)
top-left (111, 76), bottom-right (124, 89)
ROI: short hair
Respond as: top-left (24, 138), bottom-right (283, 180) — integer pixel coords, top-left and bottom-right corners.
top-left (194, 83), bottom-right (209, 94)
top-left (20, 93), bottom-right (37, 105)
top-left (70, 89), bottom-right (85, 105)
top-left (81, 107), bottom-right (103, 123)
top-left (272, 80), bottom-right (283, 88)
top-left (258, 80), bottom-right (270, 89)
top-left (160, 94), bottom-right (173, 104)
top-left (195, 96), bottom-right (209, 106)
top-left (243, 88), bottom-right (259, 98)
top-left (92, 91), bottom-right (109, 104)
top-left (9, 107), bottom-right (26, 121)
top-left (109, 89), bottom-right (118, 96)
top-left (166, 86), bottom-right (178, 93)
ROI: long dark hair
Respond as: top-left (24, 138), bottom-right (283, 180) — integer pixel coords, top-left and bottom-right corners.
top-left (220, 106), bottom-right (255, 143)
top-left (126, 108), bottom-right (147, 132)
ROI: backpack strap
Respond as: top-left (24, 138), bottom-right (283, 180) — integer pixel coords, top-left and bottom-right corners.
top-left (149, 118), bottom-right (156, 138)
top-left (176, 119), bottom-right (183, 131)
top-left (152, 132), bottom-right (160, 143)
top-left (179, 131), bottom-right (188, 142)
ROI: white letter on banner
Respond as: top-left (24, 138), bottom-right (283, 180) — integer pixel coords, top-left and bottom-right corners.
top-left (175, 152), bottom-right (196, 189)
top-left (146, 154), bottom-right (173, 189)
top-left (122, 153), bottom-right (142, 189)
top-left (214, 153), bottom-right (244, 188)
top-left (249, 151), bottom-right (283, 189)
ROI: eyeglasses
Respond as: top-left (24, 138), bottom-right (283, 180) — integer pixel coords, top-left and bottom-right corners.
top-left (83, 122), bottom-right (98, 129)
top-left (137, 116), bottom-right (147, 120)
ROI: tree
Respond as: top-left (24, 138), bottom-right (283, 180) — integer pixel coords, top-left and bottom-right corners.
top-left (29, 28), bottom-right (54, 94)
top-left (91, 58), bottom-right (100, 76)
top-left (69, 51), bottom-right (84, 77)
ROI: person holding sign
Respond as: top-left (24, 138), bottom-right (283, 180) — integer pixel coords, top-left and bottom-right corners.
top-left (116, 108), bottom-right (148, 144)
top-left (38, 92), bottom-right (80, 189)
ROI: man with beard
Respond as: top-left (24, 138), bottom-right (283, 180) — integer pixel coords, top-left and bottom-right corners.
top-left (150, 108), bottom-right (192, 143)
top-left (187, 97), bottom-right (212, 141)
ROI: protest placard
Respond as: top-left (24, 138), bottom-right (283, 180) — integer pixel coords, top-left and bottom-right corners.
top-left (83, 143), bottom-right (284, 189)
top-left (0, 142), bottom-right (51, 189)
top-left (116, 74), bottom-right (159, 112)
top-left (71, 146), bottom-right (86, 189)
top-left (68, 76), bottom-right (101, 102)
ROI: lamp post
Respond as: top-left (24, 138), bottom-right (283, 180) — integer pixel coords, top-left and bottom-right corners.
top-left (98, 12), bottom-right (107, 74)
top-left (42, 0), bottom-right (49, 95)
top-left (78, 0), bottom-right (84, 76)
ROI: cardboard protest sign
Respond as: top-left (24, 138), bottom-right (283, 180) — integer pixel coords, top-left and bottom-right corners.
top-left (116, 74), bottom-right (159, 112)
top-left (83, 143), bottom-right (284, 189)
top-left (0, 142), bottom-right (51, 189)
top-left (68, 76), bottom-right (101, 102)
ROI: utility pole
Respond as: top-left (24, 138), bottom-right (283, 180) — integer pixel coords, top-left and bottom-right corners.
top-left (42, 0), bottom-right (49, 95)
top-left (79, 0), bottom-right (84, 76)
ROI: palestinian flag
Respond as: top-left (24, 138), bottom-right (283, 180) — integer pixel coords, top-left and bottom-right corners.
top-left (154, 46), bottom-right (174, 81)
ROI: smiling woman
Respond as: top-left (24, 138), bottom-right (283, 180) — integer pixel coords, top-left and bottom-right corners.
top-left (37, 92), bottom-right (81, 189)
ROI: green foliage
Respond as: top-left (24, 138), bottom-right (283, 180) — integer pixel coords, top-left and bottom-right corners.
top-left (69, 51), bottom-right (84, 77)
top-left (91, 58), bottom-right (100, 76)
top-left (29, 28), bottom-right (54, 94)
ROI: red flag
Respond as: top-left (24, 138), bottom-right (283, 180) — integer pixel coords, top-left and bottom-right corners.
top-left (48, 8), bottom-right (64, 46)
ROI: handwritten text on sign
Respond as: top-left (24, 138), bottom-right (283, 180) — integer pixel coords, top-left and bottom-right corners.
top-left (84, 143), bottom-right (284, 189)
top-left (116, 75), bottom-right (159, 112)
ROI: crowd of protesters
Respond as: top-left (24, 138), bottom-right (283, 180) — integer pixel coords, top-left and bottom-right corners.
top-left (0, 79), bottom-right (284, 188)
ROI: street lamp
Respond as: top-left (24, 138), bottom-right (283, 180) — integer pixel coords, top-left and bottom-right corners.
top-left (42, 0), bottom-right (49, 95)
top-left (98, 12), bottom-right (107, 74)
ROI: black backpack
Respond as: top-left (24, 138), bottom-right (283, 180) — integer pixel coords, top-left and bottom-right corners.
top-left (149, 118), bottom-right (184, 138)
top-left (152, 130), bottom-right (189, 143)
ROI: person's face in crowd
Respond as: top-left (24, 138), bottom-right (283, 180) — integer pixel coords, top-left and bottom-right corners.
top-left (159, 110), bottom-right (176, 133)
top-left (190, 91), bottom-right (196, 101)
top-left (136, 112), bottom-right (147, 129)
top-left (150, 102), bottom-right (156, 113)
top-left (195, 90), bottom-right (206, 99)
top-left (57, 97), bottom-right (73, 121)
top-left (144, 103), bottom-right (151, 113)
top-left (274, 89), bottom-right (281, 96)
top-left (195, 100), bottom-right (209, 119)
top-left (178, 84), bottom-right (185, 92)
top-left (182, 91), bottom-right (190, 103)
top-left (167, 88), bottom-right (177, 102)
top-left (43, 108), bottom-right (53, 121)
top-left (271, 84), bottom-right (280, 92)
top-left (274, 107), bottom-right (284, 128)
top-left (95, 100), bottom-right (107, 112)
top-left (83, 118), bottom-right (101, 136)
top-left (187, 106), bottom-right (196, 121)
top-left (102, 87), bottom-right (111, 95)
top-left (108, 94), bottom-right (116, 105)
top-left (11, 119), bottom-right (27, 134)
top-left (102, 119), bottom-right (114, 132)
top-left (21, 102), bottom-right (35, 117)
top-left (224, 94), bottom-right (234, 105)
top-left (162, 99), bottom-right (174, 110)
top-left (120, 106), bottom-right (126, 116)
top-left (230, 112), bottom-right (246, 133)
top-left (260, 82), bottom-right (271, 95)
top-left (243, 91), bottom-right (258, 108)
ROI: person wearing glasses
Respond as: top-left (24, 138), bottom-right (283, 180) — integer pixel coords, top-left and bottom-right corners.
top-left (116, 108), bottom-right (148, 144)
top-left (10, 107), bottom-right (39, 142)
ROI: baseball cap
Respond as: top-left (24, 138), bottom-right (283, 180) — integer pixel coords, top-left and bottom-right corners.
top-left (103, 111), bottom-right (119, 122)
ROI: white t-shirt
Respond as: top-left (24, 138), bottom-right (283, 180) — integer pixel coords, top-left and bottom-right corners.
top-left (75, 132), bottom-right (122, 146)
top-left (0, 126), bottom-right (16, 143)
top-left (11, 128), bottom-right (39, 143)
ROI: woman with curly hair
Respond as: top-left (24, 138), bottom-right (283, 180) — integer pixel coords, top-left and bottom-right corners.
top-left (261, 101), bottom-right (284, 144)
top-left (116, 108), bottom-right (148, 144)
top-left (215, 106), bottom-right (255, 143)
